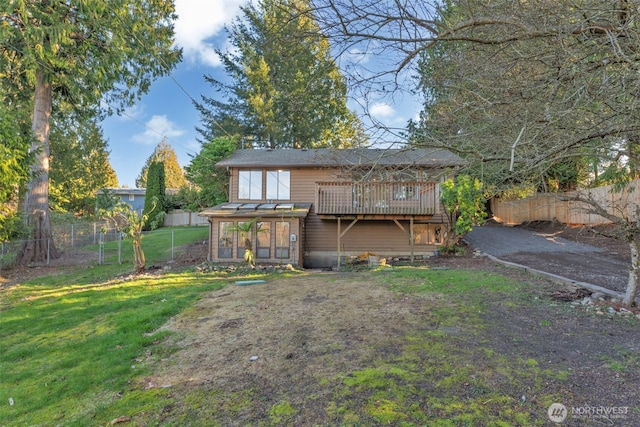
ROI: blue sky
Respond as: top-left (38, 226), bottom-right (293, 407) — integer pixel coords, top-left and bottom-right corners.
top-left (100, 0), bottom-right (421, 188)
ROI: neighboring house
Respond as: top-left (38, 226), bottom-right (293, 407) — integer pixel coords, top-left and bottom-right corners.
top-left (199, 148), bottom-right (465, 268)
top-left (99, 188), bottom-right (180, 217)
top-left (101, 188), bottom-right (147, 215)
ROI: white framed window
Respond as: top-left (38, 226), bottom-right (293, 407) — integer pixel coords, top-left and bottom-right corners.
top-left (129, 194), bottom-right (135, 201)
top-left (393, 184), bottom-right (419, 201)
top-left (238, 170), bottom-right (262, 200)
top-left (266, 170), bottom-right (290, 200)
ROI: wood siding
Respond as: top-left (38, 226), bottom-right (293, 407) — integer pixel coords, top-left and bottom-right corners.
top-left (207, 215), bottom-right (304, 266)
top-left (223, 166), bottom-right (449, 267)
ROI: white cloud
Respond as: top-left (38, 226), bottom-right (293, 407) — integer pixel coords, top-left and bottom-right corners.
top-left (118, 104), bottom-right (145, 121)
top-left (369, 102), bottom-right (395, 119)
top-left (132, 115), bottom-right (185, 144)
top-left (174, 0), bottom-right (246, 67)
top-left (98, 102), bottom-right (145, 120)
top-left (342, 48), bottom-right (370, 65)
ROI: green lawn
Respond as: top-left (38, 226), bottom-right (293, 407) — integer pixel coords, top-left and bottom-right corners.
top-left (1, 233), bottom-right (638, 426)
top-left (1, 227), bottom-right (217, 426)
top-left (1, 274), bottom-right (226, 425)
top-left (96, 226), bottom-right (210, 274)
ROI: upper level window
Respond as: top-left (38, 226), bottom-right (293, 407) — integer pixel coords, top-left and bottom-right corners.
top-left (238, 170), bottom-right (262, 200)
top-left (128, 194), bottom-right (135, 201)
top-left (266, 170), bottom-right (290, 200)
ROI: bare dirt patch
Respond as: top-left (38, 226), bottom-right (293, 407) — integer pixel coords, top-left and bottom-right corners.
top-left (464, 220), bottom-right (634, 294)
top-left (0, 248), bottom-right (99, 288)
top-left (517, 220), bottom-right (630, 258)
top-left (143, 261), bottom-right (640, 425)
top-left (154, 274), bottom-right (432, 392)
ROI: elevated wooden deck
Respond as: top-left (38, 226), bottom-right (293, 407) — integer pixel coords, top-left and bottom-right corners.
top-left (316, 181), bottom-right (439, 216)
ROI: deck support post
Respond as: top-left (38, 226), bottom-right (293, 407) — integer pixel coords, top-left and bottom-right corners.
top-left (410, 217), bottom-right (415, 263)
top-left (337, 217), bottom-right (359, 270)
top-left (337, 217), bottom-right (341, 270)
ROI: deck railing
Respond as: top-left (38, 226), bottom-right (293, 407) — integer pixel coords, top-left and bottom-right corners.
top-left (316, 181), bottom-right (439, 215)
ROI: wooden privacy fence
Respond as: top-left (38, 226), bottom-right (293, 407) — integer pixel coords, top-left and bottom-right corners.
top-left (491, 180), bottom-right (640, 225)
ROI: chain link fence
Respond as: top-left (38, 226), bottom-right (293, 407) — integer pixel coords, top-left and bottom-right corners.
top-left (0, 223), bottom-right (209, 273)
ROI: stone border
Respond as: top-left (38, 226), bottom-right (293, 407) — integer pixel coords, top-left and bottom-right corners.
top-left (482, 253), bottom-right (625, 300)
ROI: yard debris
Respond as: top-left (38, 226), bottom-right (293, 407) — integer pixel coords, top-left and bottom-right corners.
top-left (550, 287), bottom-right (591, 302)
top-left (109, 416), bottom-right (131, 425)
top-left (569, 292), bottom-right (640, 317)
top-left (197, 262), bottom-right (302, 274)
top-left (219, 318), bottom-right (244, 329)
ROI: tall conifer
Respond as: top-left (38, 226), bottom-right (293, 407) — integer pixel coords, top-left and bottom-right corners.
top-left (136, 138), bottom-right (187, 189)
top-left (197, 0), bottom-right (366, 148)
top-left (142, 161), bottom-right (166, 231)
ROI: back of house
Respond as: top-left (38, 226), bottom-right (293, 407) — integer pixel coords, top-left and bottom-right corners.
top-left (200, 147), bottom-right (465, 268)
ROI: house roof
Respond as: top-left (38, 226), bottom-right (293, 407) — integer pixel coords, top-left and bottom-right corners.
top-left (216, 148), bottom-right (465, 168)
top-left (200, 202), bottom-right (312, 218)
top-left (98, 188), bottom-right (180, 196)
top-left (100, 188), bottom-right (146, 196)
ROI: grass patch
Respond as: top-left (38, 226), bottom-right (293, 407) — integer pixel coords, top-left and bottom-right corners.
top-left (383, 266), bottom-right (522, 297)
top-left (269, 400), bottom-right (298, 425)
top-left (96, 226), bottom-right (209, 273)
top-left (0, 271), bottom-right (226, 426)
top-left (315, 268), bottom-right (568, 426)
top-left (0, 227), bottom-right (220, 426)
top-left (326, 327), bottom-right (558, 426)
top-left (598, 347), bottom-right (640, 373)
top-left (1, 260), bottom-right (630, 425)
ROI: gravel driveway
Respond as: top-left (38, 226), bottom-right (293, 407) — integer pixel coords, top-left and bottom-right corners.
top-left (465, 225), bottom-right (630, 295)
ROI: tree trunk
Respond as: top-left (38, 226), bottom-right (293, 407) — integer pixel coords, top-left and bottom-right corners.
top-left (17, 70), bottom-right (60, 264)
top-left (132, 240), bottom-right (146, 274)
top-left (624, 235), bottom-right (640, 306)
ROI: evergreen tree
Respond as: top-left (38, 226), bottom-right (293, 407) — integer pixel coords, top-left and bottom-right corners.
top-left (409, 0), bottom-right (637, 193)
top-left (1, 1), bottom-right (181, 264)
top-left (197, 0), bottom-right (366, 148)
top-left (183, 136), bottom-right (237, 209)
top-left (49, 109), bottom-right (118, 216)
top-left (136, 138), bottom-right (187, 189)
top-left (142, 161), bottom-right (166, 231)
top-left (0, 98), bottom-right (31, 242)
top-left (404, 0), bottom-right (640, 304)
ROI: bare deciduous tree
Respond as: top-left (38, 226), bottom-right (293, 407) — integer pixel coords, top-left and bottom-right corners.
top-left (315, 0), bottom-right (640, 304)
